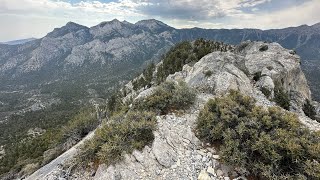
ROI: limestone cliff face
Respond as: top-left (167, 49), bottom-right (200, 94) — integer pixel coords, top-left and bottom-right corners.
top-left (26, 42), bottom-right (320, 180)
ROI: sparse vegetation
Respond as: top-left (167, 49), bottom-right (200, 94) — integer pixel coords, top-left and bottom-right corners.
top-left (78, 111), bottom-right (156, 166)
top-left (303, 99), bottom-right (316, 120)
top-left (0, 106), bottom-right (98, 177)
top-left (196, 90), bottom-right (320, 179)
top-left (274, 85), bottom-right (290, 110)
top-left (156, 39), bottom-right (233, 84)
top-left (253, 72), bottom-right (262, 81)
top-left (133, 81), bottom-right (196, 114)
top-left (259, 44), bottom-right (268, 51)
top-left (261, 87), bottom-right (271, 98)
top-left (106, 91), bottom-right (129, 116)
top-left (204, 70), bottom-right (213, 77)
top-left (132, 62), bottom-right (156, 91)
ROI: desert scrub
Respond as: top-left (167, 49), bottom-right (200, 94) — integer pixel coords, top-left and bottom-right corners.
top-left (261, 87), bottom-right (271, 98)
top-left (133, 81), bottom-right (196, 114)
top-left (274, 85), bottom-right (290, 110)
top-left (253, 71), bottom-right (262, 81)
top-left (303, 99), bottom-right (316, 120)
top-left (78, 110), bottom-right (156, 166)
top-left (204, 70), bottom-right (213, 77)
top-left (196, 90), bottom-right (320, 179)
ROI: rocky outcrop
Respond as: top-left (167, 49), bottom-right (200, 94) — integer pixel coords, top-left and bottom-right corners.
top-left (169, 41), bottom-right (311, 111)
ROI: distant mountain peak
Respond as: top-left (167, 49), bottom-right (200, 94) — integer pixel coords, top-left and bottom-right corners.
top-left (135, 19), bottom-right (173, 33)
top-left (136, 19), bottom-right (169, 26)
top-left (110, 19), bottom-right (120, 23)
top-left (96, 19), bottom-right (125, 28)
top-left (46, 22), bottom-right (88, 38)
top-left (65, 21), bottom-right (86, 28)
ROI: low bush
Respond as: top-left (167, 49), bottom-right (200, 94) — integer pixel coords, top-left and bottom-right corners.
top-left (303, 99), bottom-right (316, 120)
top-left (196, 90), bottom-right (320, 179)
top-left (253, 72), bottom-right (262, 81)
top-left (259, 44), bottom-right (268, 51)
top-left (78, 111), bottom-right (156, 166)
top-left (274, 85), bottom-right (290, 110)
top-left (204, 70), bottom-right (213, 77)
top-left (261, 87), bottom-right (271, 98)
top-left (60, 108), bottom-right (98, 144)
top-left (132, 63), bottom-right (155, 91)
top-left (0, 106), bottom-right (98, 177)
top-left (133, 81), bottom-right (196, 114)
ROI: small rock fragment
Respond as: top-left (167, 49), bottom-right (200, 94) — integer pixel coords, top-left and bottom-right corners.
top-left (198, 170), bottom-right (211, 180)
top-left (207, 166), bottom-right (216, 176)
top-left (212, 155), bottom-right (220, 159)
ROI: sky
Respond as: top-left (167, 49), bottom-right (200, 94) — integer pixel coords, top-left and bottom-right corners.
top-left (0, 0), bottom-right (320, 41)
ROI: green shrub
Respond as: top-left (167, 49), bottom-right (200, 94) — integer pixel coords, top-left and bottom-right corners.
top-left (204, 70), bottom-right (213, 77)
top-left (274, 85), bottom-right (290, 110)
top-left (196, 90), bottom-right (320, 179)
top-left (106, 91), bottom-right (129, 116)
top-left (253, 72), bottom-right (262, 81)
top-left (259, 44), bottom-right (268, 51)
top-left (78, 111), bottom-right (156, 166)
top-left (132, 62), bottom-right (156, 90)
top-left (261, 87), bottom-right (271, 98)
top-left (303, 99), bottom-right (316, 120)
top-left (133, 81), bottom-right (196, 114)
top-left (0, 106), bottom-right (97, 177)
top-left (60, 108), bottom-right (98, 143)
top-left (143, 62), bottom-right (155, 87)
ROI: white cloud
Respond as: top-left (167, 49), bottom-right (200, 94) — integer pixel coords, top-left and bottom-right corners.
top-left (221, 0), bottom-right (320, 29)
top-left (0, 0), bottom-right (319, 41)
top-left (0, 0), bottom-right (145, 41)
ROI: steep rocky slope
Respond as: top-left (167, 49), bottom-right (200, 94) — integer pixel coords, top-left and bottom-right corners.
top-left (26, 41), bottom-right (320, 180)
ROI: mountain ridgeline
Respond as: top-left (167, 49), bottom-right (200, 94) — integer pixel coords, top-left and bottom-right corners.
top-left (0, 19), bottom-right (320, 102)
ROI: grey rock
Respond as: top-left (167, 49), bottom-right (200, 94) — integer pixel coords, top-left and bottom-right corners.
top-left (207, 167), bottom-right (216, 176)
top-left (257, 76), bottom-right (274, 98)
top-left (216, 169), bottom-right (224, 177)
top-left (198, 170), bottom-right (211, 180)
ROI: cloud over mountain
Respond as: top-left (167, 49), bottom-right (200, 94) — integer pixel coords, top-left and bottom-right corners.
top-left (0, 0), bottom-right (320, 41)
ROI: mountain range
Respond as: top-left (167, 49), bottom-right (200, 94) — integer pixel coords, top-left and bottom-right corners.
top-left (0, 19), bottom-right (320, 117)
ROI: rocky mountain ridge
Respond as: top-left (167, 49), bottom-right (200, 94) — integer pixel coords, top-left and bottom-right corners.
top-left (26, 41), bottom-right (320, 180)
top-left (1, 19), bottom-right (320, 106)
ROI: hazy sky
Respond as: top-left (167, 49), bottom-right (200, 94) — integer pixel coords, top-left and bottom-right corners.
top-left (1, 0), bottom-right (320, 41)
